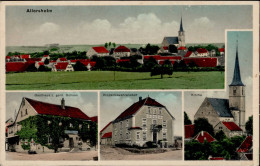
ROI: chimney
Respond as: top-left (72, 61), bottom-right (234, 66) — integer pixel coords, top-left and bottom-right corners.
top-left (139, 96), bottom-right (142, 101)
top-left (61, 98), bottom-right (65, 109)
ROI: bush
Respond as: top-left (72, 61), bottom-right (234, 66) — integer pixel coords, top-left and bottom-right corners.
top-left (145, 141), bottom-right (157, 148)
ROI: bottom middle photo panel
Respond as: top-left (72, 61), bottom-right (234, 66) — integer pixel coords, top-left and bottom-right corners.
top-left (100, 91), bottom-right (182, 160)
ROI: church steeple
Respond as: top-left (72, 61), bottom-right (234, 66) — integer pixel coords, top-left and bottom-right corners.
top-left (179, 16), bottom-right (184, 32)
top-left (229, 40), bottom-right (244, 86)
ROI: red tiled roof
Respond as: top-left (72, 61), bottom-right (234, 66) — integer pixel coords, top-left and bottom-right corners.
top-left (158, 56), bottom-right (182, 61)
top-left (237, 136), bottom-right (252, 153)
top-left (43, 55), bottom-right (49, 57)
top-left (194, 131), bottom-right (215, 143)
top-left (219, 48), bottom-right (225, 52)
top-left (184, 51), bottom-right (193, 57)
top-left (163, 46), bottom-right (168, 50)
top-left (197, 48), bottom-right (208, 54)
top-left (25, 58), bottom-right (42, 62)
top-left (222, 122), bottom-right (242, 131)
top-left (37, 62), bottom-right (44, 66)
top-left (101, 132), bottom-right (112, 138)
top-left (25, 98), bottom-right (90, 120)
top-left (92, 47), bottom-right (109, 53)
top-left (183, 57), bottom-right (217, 67)
top-left (80, 61), bottom-right (96, 67)
top-left (209, 157), bottom-right (224, 160)
top-left (50, 60), bottom-right (56, 63)
top-left (185, 125), bottom-right (195, 139)
top-left (6, 56), bottom-right (11, 59)
top-left (55, 62), bottom-right (69, 70)
top-left (90, 116), bottom-right (98, 123)
top-left (114, 97), bottom-right (165, 121)
top-left (114, 46), bottom-right (130, 52)
top-left (21, 54), bottom-right (30, 59)
top-left (117, 59), bottom-right (130, 63)
top-left (100, 121), bottom-right (112, 133)
top-left (178, 46), bottom-right (187, 50)
top-left (6, 62), bottom-right (30, 72)
top-left (58, 57), bottom-right (67, 61)
top-left (144, 55), bottom-right (161, 61)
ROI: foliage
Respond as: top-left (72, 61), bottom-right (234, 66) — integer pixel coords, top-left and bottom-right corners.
top-left (43, 51), bottom-right (50, 55)
top-left (22, 144), bottom-right (31, 150)
top-left (26, 64), bottom-right (38, 72)
top-left (185, 135), bottom-right (245, 160)
top-left (184, 112), bottom-right (192, 125)
top-left (38, 65), bottom-right (51, 72)
top-left (44, 58), bottom-right (50, 65)
top-left (194, 118), bottom-right (215, 137)
top-left (150, 64), bottom-right (173, 79)
top-left (73, 61), bottom-right (87, 71)
top-left (169, 45), bottom-right (178, 53)
top-left (215, 130), bottom-right (226, 141)
top-left (16, 115), bottom-right (97, 153)
top-left (139, 43), bottom-right (160, 55)
top-left (245, 116), bottom-right (253, 135)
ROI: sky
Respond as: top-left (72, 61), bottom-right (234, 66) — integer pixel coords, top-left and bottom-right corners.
top-left (100, 91), bottom-right (182, 136)
top-left (6, 92), bottom-right (98, 121)
top-left (185, 31), bottom-right (253, 122)
top-left (6, 5), bottom-right (252, 46)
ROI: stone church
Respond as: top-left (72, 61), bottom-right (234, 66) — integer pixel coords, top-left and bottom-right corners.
top-left (194, 41), bottom-right (246, 137)
top-left (161, 17), bottom-right (185, 49)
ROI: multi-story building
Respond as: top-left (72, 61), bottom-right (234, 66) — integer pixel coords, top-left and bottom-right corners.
top-left (111, 97), bottom-right (175, 147)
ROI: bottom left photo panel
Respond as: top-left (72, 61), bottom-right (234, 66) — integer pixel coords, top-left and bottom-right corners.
top-left (5, 92), bottom-right (98, 161)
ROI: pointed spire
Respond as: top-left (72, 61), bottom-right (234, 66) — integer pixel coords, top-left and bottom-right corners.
top-left (229, 40), bottom-right (244, 86)
top-left (179, 16), bottom-right (184, 32)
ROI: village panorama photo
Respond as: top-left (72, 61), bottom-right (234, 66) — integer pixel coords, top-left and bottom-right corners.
top-left (5, 92), bottom-right (98, 161)
top-left (4, 5), bottom-right (251, 90)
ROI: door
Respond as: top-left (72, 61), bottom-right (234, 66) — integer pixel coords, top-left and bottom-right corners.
top-left (153, 132), bottom-right (157, 143)
top-left (69, 138), bottom-right (74, 149)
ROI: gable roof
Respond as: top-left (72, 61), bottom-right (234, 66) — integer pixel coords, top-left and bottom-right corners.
top-left (178, 46), bottom-right (187, 50)
top-left (92, 46), bottom-right (109, 53)
top-left (185, 124), bottom-right (195, 139)
top-left (101, 132), bottom-right (112, 139)
top-left (193, 131), bottom-right (215, 143)
top-left (197, 48), bottom-right (208, 54)
top-left (207, 98), bottom-right (233, 117)
top-left (237, 136), bottom-right (252, 153)
top-left (184, 51), bottom-right (193, 57)
top-left (114, 45), bottom-right (130, 53)
top-left (90, 116), bottom-right (98, 123)
top-left (222, 121), bottom-right (242, 131)
top-left (58, 57), bottom-right (67, 61)
top-left (164, 37), bottom-right (179, 45)
top-left (25, 98), bottom-right (90, 120)
top-left (114, 97), bottom-right (166, 122)
top-left (43, 55), bottom-right (49, 57)
top-left (100, 121), bottom-right (112, 133)
top-left (55, 62), bottom-right (69, 70)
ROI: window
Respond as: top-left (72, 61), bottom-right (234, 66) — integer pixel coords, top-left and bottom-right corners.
top-left (21, 110), bottom-right (23, 117)
top-left (120, 133), bottom-right (123, 140)
top-left (126, 120), bottom-right (129, 128)
top-left (153, 120), bottom-right (157, 125)
top-left (219, 127), bottom-right (223, 130)
top-left (233, 89), bottom-right (236, 95)
top-left (126, 132), bottom-right (129, 139)
top-left (148, 107), bottom-right (151, 114)
top-left (159, 108), bottom-right (162, 115)
top-left (163, 120), bottom-right (167, 128)
top-left (143, 132), bottom-right (146, 141)
top-left (163, 132), bottom-right (167, 139)
top-left (136, 132), bottom-right (140, 140)
top-left (120, 122), bottom-right (123, 129)
top-left (153, 108), bottom-right (156, 115)
top-left (25, 109), bottom-right (28, 115)
top-left (142, 119), bottom-right (147, 128)
top-left (242, 88), bottom-right (244, 95)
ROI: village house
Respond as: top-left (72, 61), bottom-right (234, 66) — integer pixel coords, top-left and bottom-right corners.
top-left (100, 122), bottom-right (113, 145)
top-left (193, 131), bottom-right (216, 143)
top-left (111, 97), bottom-right (175, 148)
top-left (195, 48), bottom-right (209, 57)
top-left (6, 97), bottom-right (97, 153)
top-left (194, 41), bottom-right (246, 135)
top-left (52, 62), bottom-right (74, 72)
top-left (113, 45), bottom-right (131, 58)
top-left (41, 55), bottom-right (50, 62)
top-left (219, 48), bottom-right (225, 56)
top-left (56, 57), bottom-right (67, 62)
top-left (237, 136), bottom-right (253, 160)
top-left (86, 46), bottom-right (109, 57)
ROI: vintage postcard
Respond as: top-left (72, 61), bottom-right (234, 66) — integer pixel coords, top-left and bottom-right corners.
top-left (0, 1), bottom-right (259, 166)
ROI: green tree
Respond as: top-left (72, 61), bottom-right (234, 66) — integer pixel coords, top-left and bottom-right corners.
top-left (44, 58), bottom-right (49, 65)
top-left (184, 112), bottom-right (192, 125)
top-left (104, 43), bottom-right (108, 48)
top-left (26, 64), bottom-right (37, 72)
top-left (245, 115), bottom-right (253, 135)
top-left (109, 42), bottom-right (112, 47)
top-left (38, 65), bottom-right (51, 72)
top-left (73, 61), bottom-right (87, 71)
top-left (215, 130), bottom-right (226, 141)
top-left (112, 42), bottom-right (116, 48)
top-left (169, 44), bottom-right (178, 53)
top-left (43, 50), bottom-right (50, 55)
top-left (194, 118), bottom-right (215, 137)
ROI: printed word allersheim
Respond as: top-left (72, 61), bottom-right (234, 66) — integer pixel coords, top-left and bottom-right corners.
top-left (26, 9), bottom-right (52, 13)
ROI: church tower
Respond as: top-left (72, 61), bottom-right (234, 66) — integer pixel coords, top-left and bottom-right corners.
top-left (229, 40), bottom-right (245, 131)
top-left (178, 16), bottom-right (185, 47)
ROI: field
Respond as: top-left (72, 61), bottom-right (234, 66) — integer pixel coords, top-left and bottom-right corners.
top-left (6, 71), bottom-right (224, 90)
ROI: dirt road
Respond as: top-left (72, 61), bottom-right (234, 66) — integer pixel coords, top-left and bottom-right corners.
top-left (100, 145), bottom-right (182, 160)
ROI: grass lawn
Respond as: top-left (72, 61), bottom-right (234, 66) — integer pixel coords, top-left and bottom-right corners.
top-left (6, 71), bottom-right (224, 90)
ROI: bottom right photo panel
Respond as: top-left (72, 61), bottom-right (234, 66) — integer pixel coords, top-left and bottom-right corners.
top-left (184, 31), bottom-right (253, 161)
